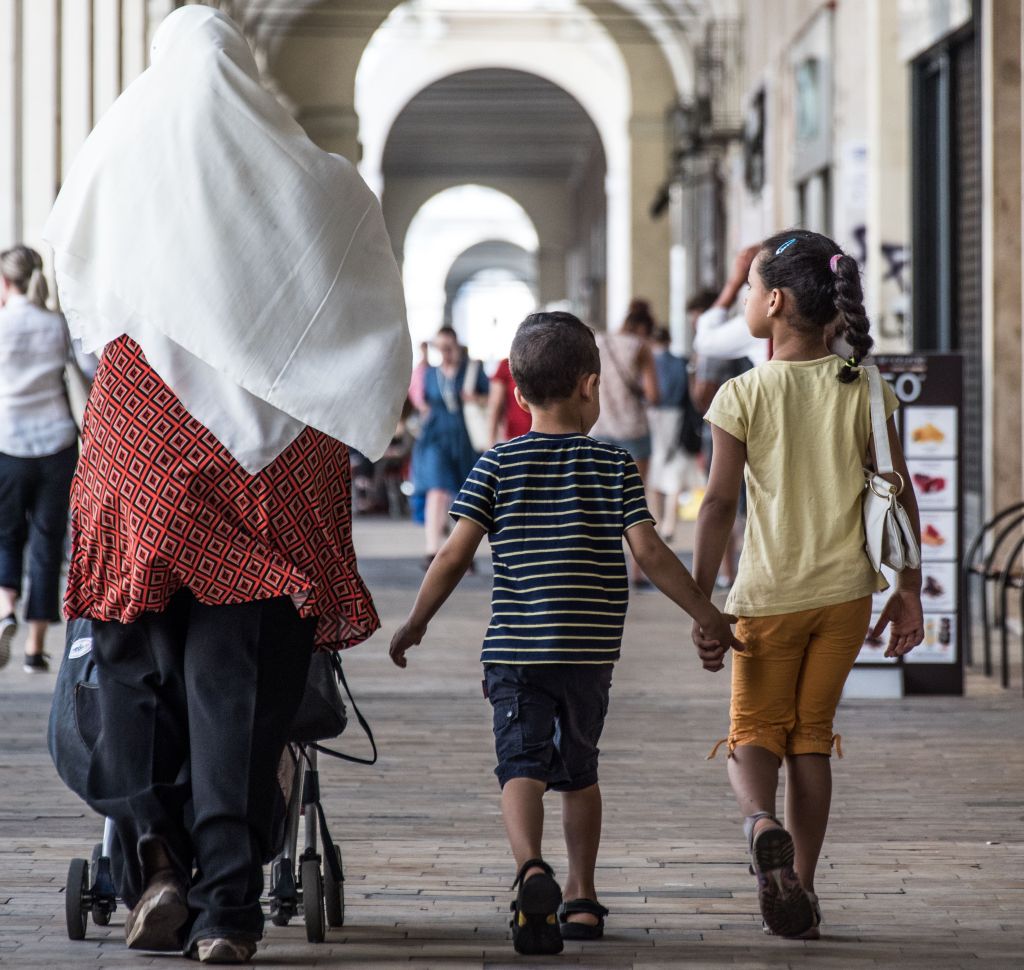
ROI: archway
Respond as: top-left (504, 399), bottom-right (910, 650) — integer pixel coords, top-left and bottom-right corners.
top-left (402, 185), bottom-right (538, 348)
top-left (444, 240), bottom-right (538, 362)
top-left (355, 2), bottom-right (630, 325)
top-left (382, 67), bottom-right (605, 324)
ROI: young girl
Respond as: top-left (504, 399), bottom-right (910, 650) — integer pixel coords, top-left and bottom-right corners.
top-left (692, 229), bottom-right (925, 940)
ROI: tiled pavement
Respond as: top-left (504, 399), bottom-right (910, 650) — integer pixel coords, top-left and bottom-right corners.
top-left (1, 518), bottom-right (1023, 969)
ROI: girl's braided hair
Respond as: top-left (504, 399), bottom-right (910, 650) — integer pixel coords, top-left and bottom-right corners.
top-left (757, 229), bottom-right (873, 383)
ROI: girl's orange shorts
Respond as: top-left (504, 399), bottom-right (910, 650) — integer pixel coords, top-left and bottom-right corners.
top-left (709, 595), bottom-right (872, 761)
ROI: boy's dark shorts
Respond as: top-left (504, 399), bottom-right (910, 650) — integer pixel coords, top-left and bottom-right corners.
top-left (484, 662), bottom-right (613, 792)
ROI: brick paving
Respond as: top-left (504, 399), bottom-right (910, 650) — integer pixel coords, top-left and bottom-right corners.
top-left (1, 518), bottom-right (1023, 968)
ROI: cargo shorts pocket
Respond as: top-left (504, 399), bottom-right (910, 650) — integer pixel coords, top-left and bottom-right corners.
top-left (491, 693), bottom-right (524, 758)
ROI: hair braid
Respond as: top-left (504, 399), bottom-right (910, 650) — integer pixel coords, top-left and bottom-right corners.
top-left (831, 254), bottom-right (873, 384)
top-left (757, 229), bottom-right (875, 384)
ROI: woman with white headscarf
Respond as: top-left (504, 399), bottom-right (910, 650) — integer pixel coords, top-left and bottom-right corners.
top-left (44, 5), bottom-right (410, 963)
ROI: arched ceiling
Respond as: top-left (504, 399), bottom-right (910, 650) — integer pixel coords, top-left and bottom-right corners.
top-left (445, 240), bottom-right (537, 298)
top-left (383, 69), bottom-right (604, 182)
top-left (215, 0), bottom-right (719, 100)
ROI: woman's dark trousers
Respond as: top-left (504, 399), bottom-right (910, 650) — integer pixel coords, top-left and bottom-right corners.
top-left (86, 589), bottom-right (314, 947)
top-left (0, 444), bottom-right (77, 620)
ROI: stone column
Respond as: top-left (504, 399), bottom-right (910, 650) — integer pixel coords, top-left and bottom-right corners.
top-left (981, 0), bottom-right (1022, 517)
top-left (20, 0), bottom-right (59, 252)
top-left (61, 0), bottom-right (94, 181)
top-left (93, 0), bottom-right (121, 120)
top-left (0, 0), bottom-right (19, 244)
top-left (122, 0), bottom-right (148, 85)
top-left (629, 112), bottom-right (671, 325)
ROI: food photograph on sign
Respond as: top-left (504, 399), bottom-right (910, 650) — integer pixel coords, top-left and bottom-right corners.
top-left (907, 459), bottom-right (958, 510)
top-left (919, 560), bottom-right (958, 612)
top-left (920, 510), bottom-right (958, 561)
top-left (903, 614), bottom-right (958, 664)
top-left (857, 614), bottom-right (899, 664)
top-left (904, 405), bottom-right (958, 459)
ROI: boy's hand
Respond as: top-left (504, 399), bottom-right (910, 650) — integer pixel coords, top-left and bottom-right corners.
top-left (389, 620), bottom-right (426, 669)
top-left (871, 590), bottom-right (924, 657)
top-left (691, 612), bottom-right (743, 672)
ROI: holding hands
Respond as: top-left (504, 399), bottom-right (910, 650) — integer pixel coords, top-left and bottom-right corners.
top-left (691, 610), bottom-right (744, 672)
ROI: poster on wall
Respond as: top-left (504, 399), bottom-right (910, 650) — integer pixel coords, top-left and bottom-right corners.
top-left (908, 459), bottom-right (958, 510)
top-left (905, 406), bottom-right (958, 459)
top-left (855, 355), bottom-right (964, 696)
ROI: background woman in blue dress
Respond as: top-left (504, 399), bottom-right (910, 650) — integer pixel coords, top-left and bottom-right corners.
top-left (412, 326), bottom-right (488, 565)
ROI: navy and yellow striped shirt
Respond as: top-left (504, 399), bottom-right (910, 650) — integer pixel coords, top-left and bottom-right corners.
top-left (450, 432), bottom-right (654, 665)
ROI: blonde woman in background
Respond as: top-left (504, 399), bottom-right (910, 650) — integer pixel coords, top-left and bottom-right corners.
top-left (0, 245), bottom-right (95, 673)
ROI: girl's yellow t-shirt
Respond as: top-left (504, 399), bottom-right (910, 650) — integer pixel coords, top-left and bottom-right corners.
top-left (705, 356), bottom-right (899, 618)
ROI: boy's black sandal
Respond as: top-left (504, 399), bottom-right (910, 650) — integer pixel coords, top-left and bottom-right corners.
top-left (559, 898), bottom-right (609, 940)
top-left (509, 858), bottom-right (564, 955)
top-left (744, 812), bottom-right (815, 938)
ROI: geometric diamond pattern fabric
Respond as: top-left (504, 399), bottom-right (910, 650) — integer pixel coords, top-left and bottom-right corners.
top-left (64, 336), bottom-right (379, 650)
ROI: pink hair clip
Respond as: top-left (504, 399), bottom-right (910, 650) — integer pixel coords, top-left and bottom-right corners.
top-left (829, 253), bottom-right (843, 274)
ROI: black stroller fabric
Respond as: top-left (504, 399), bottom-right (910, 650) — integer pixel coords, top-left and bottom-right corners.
top-left (47, 617), bottom-right (100, 800)
top-left (48, 618), bottom-right (352, 800)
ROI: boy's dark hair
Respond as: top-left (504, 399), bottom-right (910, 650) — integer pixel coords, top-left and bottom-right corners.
top-left (509, 311), bottom-right (600, 406)
top-left (757, 228), bottom-right (873, 384)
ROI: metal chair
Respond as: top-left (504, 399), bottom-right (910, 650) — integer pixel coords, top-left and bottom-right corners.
top-left (962, 501), bottom-right (1024, 680)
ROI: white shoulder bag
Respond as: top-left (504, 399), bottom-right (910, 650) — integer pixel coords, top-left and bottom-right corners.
top-left (461, 360), bottom-right (491, 453)
top-left (862, 365), bottom-right (921, 573)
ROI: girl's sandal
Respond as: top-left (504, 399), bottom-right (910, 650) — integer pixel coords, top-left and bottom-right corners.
top-left (509, 858), bottom-right (564, 955)
top-left (559, 898), bottom-right (610, 940)
top-left (744, 812), bottom-right (815, 939)
top-left (762, 890), bottom-right (822, 940)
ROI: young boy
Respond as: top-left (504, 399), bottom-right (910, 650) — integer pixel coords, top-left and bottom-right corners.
top-left (389, 311), bottom-right (740, 955)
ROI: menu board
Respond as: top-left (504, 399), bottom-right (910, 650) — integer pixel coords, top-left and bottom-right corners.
top-left (855, 355), bottom-right (964, 695)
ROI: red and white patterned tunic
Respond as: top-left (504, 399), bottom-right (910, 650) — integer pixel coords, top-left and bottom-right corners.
top-left (64, 336), bottom-right (379, 650)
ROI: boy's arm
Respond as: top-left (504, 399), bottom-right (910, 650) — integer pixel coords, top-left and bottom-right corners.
top-left (389, 517), bottom-right (486, 668)
top-left (624, 521), bottom-right (742, 670)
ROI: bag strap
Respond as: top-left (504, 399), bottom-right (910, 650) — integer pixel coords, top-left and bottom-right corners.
top-left (605, 337), bottom-right (645, 402)
top-left (865, 365), bottom-right (894, 476)
top-left (311, 654), bottom-right (378, 766)
top-left (463, 359), bottom-right (480, 395)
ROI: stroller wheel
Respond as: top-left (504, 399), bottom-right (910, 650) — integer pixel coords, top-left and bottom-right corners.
top-left (65, 858), bottom-right (89, 940)
top-left (301, 858), bottom-right (325, 943)
top-left (324, 844), bottom-right (344, 928)
top-left (270, 899), bottom-right (292, 927)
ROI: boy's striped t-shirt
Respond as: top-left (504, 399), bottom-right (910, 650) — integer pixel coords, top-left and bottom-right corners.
top-left (450, 432), bottom-right (654, 665)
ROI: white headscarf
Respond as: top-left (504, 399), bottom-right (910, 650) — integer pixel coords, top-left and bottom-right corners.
top-left (43, 5), bottom-right (411, 471)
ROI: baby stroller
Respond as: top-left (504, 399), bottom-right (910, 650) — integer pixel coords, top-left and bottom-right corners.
top-left (50, 619), bottom-right (377, 944)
